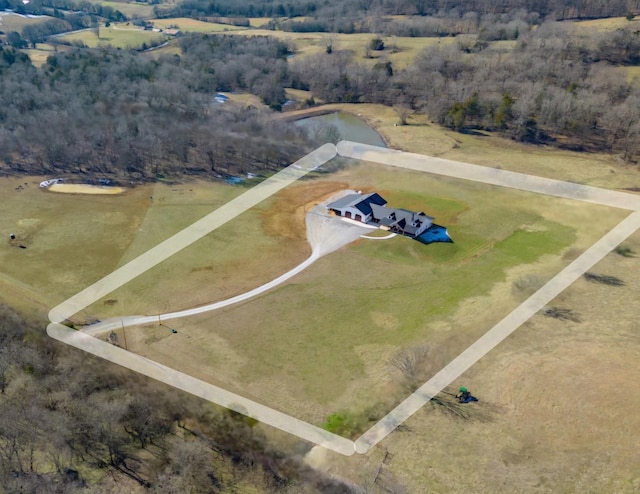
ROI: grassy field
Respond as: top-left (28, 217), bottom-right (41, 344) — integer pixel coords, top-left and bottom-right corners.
top-left (0, 177), bottom-right (153, 314)
top-left (208, 29), bottom-right (455, 69)
top-left (0, 12), bottom-right (52, 32)
top-left (80, 0), bottom-right (155, 18)
top-left (568, 15), bottom-right (640, 30)
top-left (104, 1), bottom-right (155, 18)
top-left (60, 25), bottom-right (165, 49)
top-left (1, 66), bottom-right (638, 489)
top-left (285, 102), bottom-right (640, 188)
top-left (247, 17), bottom-right (274, 28)
top-left (310, 227), bottom-right (640, 492)
top-left (80, 157), bottom-right (627, 427)
top-left (22, 43), bottom-right (59, 66)
top-left (151, 17), bottom-right (248, 32)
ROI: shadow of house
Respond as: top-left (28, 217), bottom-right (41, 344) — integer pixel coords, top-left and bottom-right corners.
top-left (327, 192), bottom-right (434, 238)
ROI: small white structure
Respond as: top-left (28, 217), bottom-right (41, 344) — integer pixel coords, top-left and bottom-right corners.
top-left (39, 178), bottom-right (64, 188)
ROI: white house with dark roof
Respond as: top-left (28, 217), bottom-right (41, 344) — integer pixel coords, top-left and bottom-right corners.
top-left (370, 204), bottom-right (433, 236)
top-left (326, 192), bottom-right (387, 223)
top-left (327, 192), bottom-right (433, 237)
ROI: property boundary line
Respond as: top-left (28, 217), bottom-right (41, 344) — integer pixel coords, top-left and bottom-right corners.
top-left (46, 140), bottom-right (640, 456)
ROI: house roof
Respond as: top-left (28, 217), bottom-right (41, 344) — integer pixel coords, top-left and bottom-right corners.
top-left (327, 192), bottom-right (387, 215)
top-left (374, 207), bottom-right (434, 234)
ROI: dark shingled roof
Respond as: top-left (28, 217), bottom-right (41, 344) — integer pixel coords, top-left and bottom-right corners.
top-left (327, 193), bottom-right (387, 216)
top-left (373, 206), bottom-right (434, 235)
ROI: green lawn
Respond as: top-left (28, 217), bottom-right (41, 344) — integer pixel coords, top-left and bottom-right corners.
top-left (87, 160), bottom-right (627, 423)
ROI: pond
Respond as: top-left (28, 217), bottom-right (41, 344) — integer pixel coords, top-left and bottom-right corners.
top-left (295, 112), bottom-right (386, 147)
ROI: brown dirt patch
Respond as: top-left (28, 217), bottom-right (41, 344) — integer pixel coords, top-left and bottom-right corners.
top-left (261, 181), bottom-right (349, 239)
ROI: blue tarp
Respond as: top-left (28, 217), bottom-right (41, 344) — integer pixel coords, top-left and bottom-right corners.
top-left (415, 224), bottom-right (453, 245)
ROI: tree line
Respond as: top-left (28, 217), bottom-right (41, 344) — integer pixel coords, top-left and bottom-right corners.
top-left (0, 301), bottom-right (357, 492)
top-left (154, 0), bottom-right (640, 28)
top-left (290, 21), bottom-right (640, 159)
top-left (0, 36), bottom-right (315, 180)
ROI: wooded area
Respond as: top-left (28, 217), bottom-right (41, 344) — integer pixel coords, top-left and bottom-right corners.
top-left (0, 36), bottom-right (314, 180)
top-left (156, 0), bottom-right (640, 26)
top-left (0, 301), bottom-right (356, 492)
top-left (290, 22), bottom-right (640, 158)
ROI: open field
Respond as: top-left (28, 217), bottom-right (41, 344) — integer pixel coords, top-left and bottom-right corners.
top-left (0, 12), bottom-right (52, 32)
top-left (22, 43), bottom-right (60, 66)
top-left (151, 17), bottom-right (248, 32)
top-left (0, 176), bottom-right (151, 313)
top-left (0, 177), bottom-right (244, 315)
top-left (308, 226), bottom-right (640, 492)
top-left (80, 0), bottom-right (155, 18)
top-left (103, 1), bottom-right (155, 18)
top-left (60, 25), bottom-right (165, 49)
top-left (77, 156), bottom-right (628, 429)
top-left (216, 29), bottom-right (456, 69)
top-left (568, 15), bottom-right (640, 31)
top-left (285, 103), bottom-right (640, 189)
top-left (4, 91), bottom-right (640, 489)
top-left (247, 17), bottom-right (274, 28)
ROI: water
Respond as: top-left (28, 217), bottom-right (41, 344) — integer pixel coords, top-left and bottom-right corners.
top-left (295, 112), bottom-right (386, 147)
top-left (415, 224), bottom-right (453, 245)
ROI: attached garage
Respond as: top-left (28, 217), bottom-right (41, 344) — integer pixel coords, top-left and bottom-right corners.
top-left (327, 192), bottom-right (388, 223)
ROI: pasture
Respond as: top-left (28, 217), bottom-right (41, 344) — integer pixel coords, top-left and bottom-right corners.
top-left (2, 100), bottom-right (638, 490)
top-left (0, 176), bottom-right (152, 314)
top-left (568, 15), bottom-right (640, 31)
top-left (22, 43), bottom-right (59, 66)
top-left (80, 0), bottom-right (156, 18)
top-left (247, 17), bottom-right (274, 28)
top-left (79, 157), bottom-right (627, 428)
top-left (168, 27), bottom-right (454, 70)
top-left (60, 25), bottom-right (164, 49)
top-left (0, 177), bottom-right (245, 316)
top-left (151, 17), bottom-right (248, 33)
top-left (0, 12), bottom-right (52, 33)
top-left (286, 103), bottom-right (640, 188)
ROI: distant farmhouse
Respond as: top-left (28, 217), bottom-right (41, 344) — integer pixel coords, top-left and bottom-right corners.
top-left (327, 192), bottom-right (435, 238)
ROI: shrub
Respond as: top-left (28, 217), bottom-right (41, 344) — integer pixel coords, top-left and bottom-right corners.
top-left (614, 244), bottom-right (635, 257)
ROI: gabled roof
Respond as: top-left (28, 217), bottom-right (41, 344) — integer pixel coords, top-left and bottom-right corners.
top-left (327, 192), bottom-right (387, 215)
top-left (374, 207), bottom-right (434, 234)
top-left (354, 193), bottom-right (387, 216)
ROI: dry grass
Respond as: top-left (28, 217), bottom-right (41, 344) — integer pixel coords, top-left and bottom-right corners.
top-left (22, 43), bottom-right (58, 67)
top-left (60, 25), bottom-right (165, 49)
top-left (103, 1), bottom-right (155, 18)
top-left (247, 17), bottom-right (274, 28)
top-left (0, 176), bottom-right (153, 311)
top-left (567, 16), bottom-right (640, 31)
top-left (219, 29), bottom-right (454, 69)
top-left (151, 17), bottom-right (248, 32)
top-left (287, 102), bottom-right (640, 189)
top-left (2, 85), bottom-right (639, 491)
top-left (0, 12), bottom-right (52, 32)
top-left (79, 0), bottom-right (155, 18)
top-left (302, 228), bottom-right (640, 492)
top-left (84, 158), bottom-right (625, 426)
